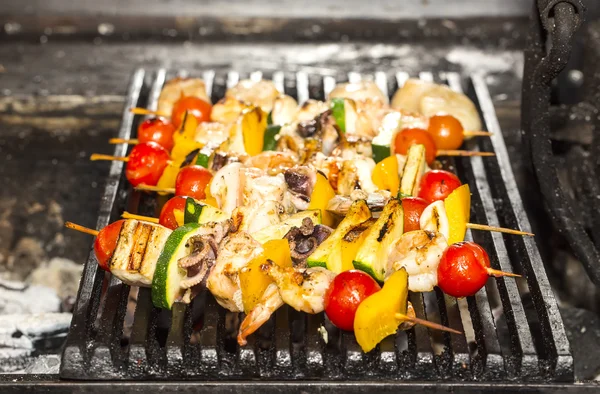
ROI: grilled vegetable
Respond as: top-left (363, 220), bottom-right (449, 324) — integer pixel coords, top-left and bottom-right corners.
top-left (324, 270), bottom-right (381, 331)
top-left (353, 199), bottom-right (404, 282)
top-left (371, 112), bottom-right (401, 163)
top-left (330, 98), bottom-right (346, 133)
top-left (341, 218), bottom-right (375, 272)
top-left (444, 184), bottom-right (471, 244)
top-left (251, 210), bottom-right (321, 244)
top-left (125, 142), bottom-right (171, 188)
top-left (109, 219), bottom-right (172, 287)
top-left (171, 96), bottom-right (211, 129)
top-left (152, 223), bottom-right (210, 309)
top-left (418, 170), bottom-right (461, 203)
top-left (401, 196), bottom-right (428, 233)
top-left (420, 200), bottom-right (450, 240)
top-left (307, 200), bottom-right (371, 273)
top-left (354, 268), bottom-right (409, 352)
top-left (94, 219), bottom-right (125, 271)
top-left (398, 144), bottom-right (427, 198)
top-left (263, 125), bottom-right (281, 151)
top-left (159, 196), bottom-right (188, 230)
top-left (174, 165), bottom-right (213, 201)
top-left (371, 154), bottom-right (401, 196)
top-left (239, 239), bottom-right (293, 313)
top-left (183, 197), bottom-right (229, 225)
top-left (137, 118), bottom-right (176, 152)
top-left (307, 172), bottom-right (336, 227)
top-left (393, 128), bottom-right (437, 165)
top-left (243, 107), bottom-right (268, 155)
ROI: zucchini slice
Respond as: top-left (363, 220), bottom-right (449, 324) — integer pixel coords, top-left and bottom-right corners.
top-left (183, 197), bottom-right (229, 224)
top-left (330, 98), bottom-right (346, 133)
top-left (251, 210), bottom-right (321, 244)
top-left (307, 200), bottom-right (371, 272)
top-left (152, 223), bottom-right (206, 309)
top-left (262, 124), bottom-right (281, 151)
top-left (398, 144), bottom-right (427, 198)
top-left (353, 199), bottom-right (404, 282)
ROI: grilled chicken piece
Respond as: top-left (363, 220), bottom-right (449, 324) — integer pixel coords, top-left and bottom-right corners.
top-left (210, 97), bottom-right (248, 124)
top-left (391, 78), bottom-right (482, 134)
top-left (271, 94), bottom-right (298, 126)
top-left (157, 78), bottom-right (211, 117)
top-left (109, 220), bottom-right (172, 287)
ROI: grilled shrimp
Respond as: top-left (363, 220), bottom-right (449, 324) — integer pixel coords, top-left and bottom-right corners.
top-left (243, 150), bottom-right (299, 173)
top-left (237, 283), bottom-right (284, 346)
top-left (329, 80), bottom-right (388, 104)
top-left (226, 79), bottom-right (280, 113)
top-left (271, 95), bottom-right (298, 126)
top-left (387, 230), bottom-right (448, 293)
top-left (195, 121), bottom-right (232, 146)
top-left (261, 262), bottom-right (336, 314)
top-left (210, 97), bottom-right (248, 124)
top-left (206, 232), bottom-right (263, 312)
top-left (157, 78), bottom-right (210, 117)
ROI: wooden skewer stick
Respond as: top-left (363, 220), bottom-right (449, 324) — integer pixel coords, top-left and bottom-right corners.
top-left (121, 212), bottom-right (159, 223)
top-left (64, 221), bottom-right (99, 236)
top-left (486, 268), bottom-right (521, 278)
top-left (437, 150), bottom-right (495, 158)
top-left (90, 154), bottom-right (129, 162)
top-left (395, 313), bottom-right (462, 335)
top-left (135, 185), bottom-right (176, 194)
top-left (466, 223), bottom-right (534, 237)
top-left (130, 107), bottom-right (169, 117)
top-left (109, 138), bottom-right (139, 145)
top-left (463, 130), bottom-right (493, 137)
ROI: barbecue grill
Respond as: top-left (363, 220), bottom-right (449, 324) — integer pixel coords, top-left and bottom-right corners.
top-left (1, 0), bottom-right (600, 392)
top-left (57, 66), bottom-right (572, 385)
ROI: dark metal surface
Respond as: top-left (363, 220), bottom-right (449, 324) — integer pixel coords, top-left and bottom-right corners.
top-left (58, 68), bottom-right (572, 387)
top-left (522, 0), bottom-right (600, 287)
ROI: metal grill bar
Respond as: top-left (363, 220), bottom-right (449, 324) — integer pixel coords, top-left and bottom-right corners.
top-left (60, 68), bottom-right (572, 384)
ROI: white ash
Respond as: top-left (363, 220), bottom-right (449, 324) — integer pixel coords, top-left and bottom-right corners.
top-left (0, 279), bottom-right (61, 315)
top-left (27, 257), bottom-right (83, 300)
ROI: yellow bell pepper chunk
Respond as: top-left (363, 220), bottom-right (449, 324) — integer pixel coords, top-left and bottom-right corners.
top-left (201, 182), bottom-right (219, 208)
top-left (173, 207), bottom-right (185, 227)
top-left (241, 107), bottom-right (268, 156)
top-left (444, 184), bottom-right (471, 244)
top-left (371, 155), bottom-right (399, 196)
top-left (308, 172), bottom-right (337, 227)
top-left (156, 161), bottom-right (181, 196)
top-left (354, 268), bottom-right (409, 353)
top-left (239, 239), bottom-right (293, 313)
top-left (341, 220), bottom-right (373, 273)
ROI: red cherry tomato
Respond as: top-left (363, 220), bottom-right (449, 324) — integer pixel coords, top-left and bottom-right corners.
top-left (393, 128), bottom-right (437, 165)
top-left (417, 170), bottom-right (462, 203)
top-left (438, 242), bottom-right (491, 297)
top-left (93, 219), bottom-right (125, 271)
top-left (324, 270), bottom-right (381, 331)
top-left (175, 165), bottom-right (213, 200)
top-left (125, 142), bottom-right (170, 187)
top-left (159, 196), bottom-right (188, 230)
top-left (402, 197), bottom-right (429, 232)
top-left (427, 115), bottom-right (464, 151)
top-left (137, 117), bottom-right (176, 152)
top-left (171, 96), bottom-right (212, 129)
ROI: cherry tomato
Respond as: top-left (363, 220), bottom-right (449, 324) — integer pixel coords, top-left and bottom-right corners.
top-left (137, 117), bottom-right (176, 151)
top-left (438, 242), bottom-right (491, 297)
top-left (175, 165), bottom-right (213, 200)
top-left (324, 270), bottom-right (381, 331)
top-left (171, 96), bottom-right (212, 129)
top-left (417, 170), bottom-right (462, 203)
top-left (125, 142), bottom-right (170, 187)
top-left (393, 128), bottom-right (437, 165)
top-left (402, 197), bottom-right (428, 232)
top-left (93, 219), bottom-right (125, 271)
top-left (427, 115), bottom-right (464, 151)
top-left (159, 196), bottom-right (188, 230)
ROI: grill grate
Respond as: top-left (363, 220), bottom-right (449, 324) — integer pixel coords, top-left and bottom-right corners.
top-left (60, 68), bottom-right (572, 383)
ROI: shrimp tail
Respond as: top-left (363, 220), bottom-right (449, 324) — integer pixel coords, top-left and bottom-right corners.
top-left (237, 284), bottom-right (284, 346)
